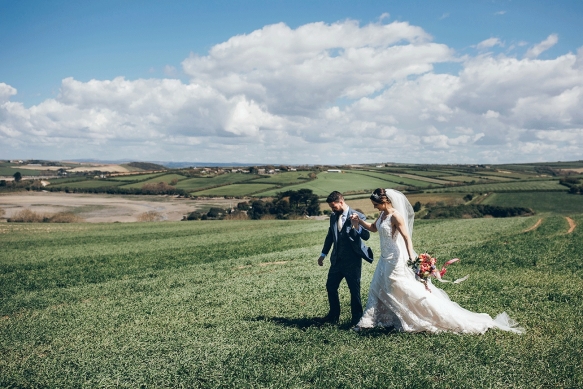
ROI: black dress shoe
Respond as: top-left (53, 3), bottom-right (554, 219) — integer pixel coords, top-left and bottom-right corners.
top-left (314, 315), bottom-right (339, 324)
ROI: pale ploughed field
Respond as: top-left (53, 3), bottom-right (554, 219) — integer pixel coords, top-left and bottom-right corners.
top-left (0, 192), bottom-right (233, 223)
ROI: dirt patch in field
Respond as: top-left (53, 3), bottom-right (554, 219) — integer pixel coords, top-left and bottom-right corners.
top-left (523, 218), bottom-right (542, 232)
top-left (566, 217), bottom-right (576, 233)
top-left (0, 192), bottom-right (234, 223)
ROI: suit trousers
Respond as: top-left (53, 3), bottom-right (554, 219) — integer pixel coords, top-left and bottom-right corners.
top-left (325, 260), bottom-right (363, 322)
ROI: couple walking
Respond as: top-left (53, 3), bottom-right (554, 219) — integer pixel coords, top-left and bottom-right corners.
top-left (316, 189), bottom-right (524, 334)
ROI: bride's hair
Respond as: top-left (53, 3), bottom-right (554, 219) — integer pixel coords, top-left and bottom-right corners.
top-left (370, 188), bottom-right (391, 204)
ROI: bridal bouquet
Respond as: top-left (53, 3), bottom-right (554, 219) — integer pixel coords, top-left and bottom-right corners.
top-left (407, 253), bottom-right (468, 292)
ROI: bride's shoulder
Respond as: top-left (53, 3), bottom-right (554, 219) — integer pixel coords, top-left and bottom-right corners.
top-left (389, 209), bottom-right (404, 222)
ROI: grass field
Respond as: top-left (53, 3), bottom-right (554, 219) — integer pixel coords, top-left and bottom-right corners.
top-left (427, 180), bottom-right (565, 193)
top-left (49, 179), bottom-right (126, 189)
top-left (1, 213), bottom-right (582, 388)
top-left (176, 174), bottom-right (257, 192)
top-left (108, 173), bottom-right (166, 182)
top-left (256, 171), bottom-right (404, 197)
top-left (480, 191), bottom-right (583, 214)
top-left (192, 183), bottom-right (278, 196)
top-left (0, 166), bottom-right (42, 177)
top-left (251, 171), bottom-right (311, 185)
top-left (120, 173), bottom-right (188, 189)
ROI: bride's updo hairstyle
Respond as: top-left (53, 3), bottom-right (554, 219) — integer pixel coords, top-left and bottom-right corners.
top-left (370, 188), bottom-right (391, 204)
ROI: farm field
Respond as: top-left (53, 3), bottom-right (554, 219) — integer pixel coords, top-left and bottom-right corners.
top-left (1, 215), bottom-right (581, 387)
top-left (0, 192), bottom-right (232, 222)
top-left (193, 183), bottom-right (278, 196)
top-left (120, 173), bottom-right (188, 188)
top-left (176, 173), bottom-right (257, 192)
top-left (108, 173), bottom-right (166, 182)
top-left (394, 173), bottom-right (454, 185)
top-left (427, 180), bottom-right (565, 193)
top-left (48, 179), bottom-right (126, 189)
top-left (251, 171), bottom-right (312, 184)
top-left (256, 171), bottom-right (398, 197)
top-left (480, 191), bottom-right (583, 214)
top-left (354, 171), bottom-right (436, 188)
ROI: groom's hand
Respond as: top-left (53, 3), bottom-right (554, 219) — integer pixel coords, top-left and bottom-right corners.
top-left (317, 255), bottom-right (325, 266)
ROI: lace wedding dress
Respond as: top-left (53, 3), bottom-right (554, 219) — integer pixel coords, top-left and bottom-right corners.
top-left (357, 192), bottom-right (524, 334)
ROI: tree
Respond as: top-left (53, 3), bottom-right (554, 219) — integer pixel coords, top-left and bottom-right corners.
top-left (13, 172), bottom-right (22, 182)
top-left (413, 201), bottom-right (421, 212)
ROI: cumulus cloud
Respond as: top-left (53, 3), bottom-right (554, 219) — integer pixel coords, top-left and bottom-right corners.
top-left (1, 20), bottom-right (582, 164)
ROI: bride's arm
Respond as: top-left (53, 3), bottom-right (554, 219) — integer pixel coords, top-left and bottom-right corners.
top-left (392, 213), bottom-right (415, 260)
top-left (351, 213), bottom-right (378, 233)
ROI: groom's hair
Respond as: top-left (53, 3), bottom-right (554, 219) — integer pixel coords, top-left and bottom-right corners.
top-left (326, 191), bottom-right (344, 203)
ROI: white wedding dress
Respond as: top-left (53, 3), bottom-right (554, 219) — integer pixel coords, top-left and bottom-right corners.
top-left (357, 209), bottom-right (524, 334)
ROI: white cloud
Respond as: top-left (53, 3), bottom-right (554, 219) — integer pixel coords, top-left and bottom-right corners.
top-left (0, 83), bottom-right (17, 102)
top-left (476, 38), bottom-right (503, 50)
top-left (525, 34), bottom-right (559, 59)
top-left (1, 20), bottom-right (582, 164)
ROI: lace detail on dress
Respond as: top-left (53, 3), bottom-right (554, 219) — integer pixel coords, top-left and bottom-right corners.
top-left (376, 213), bottom-right (400, 261)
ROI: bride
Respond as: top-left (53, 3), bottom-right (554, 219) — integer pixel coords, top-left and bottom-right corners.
top-left (350, 188), bottom-right (524, 334)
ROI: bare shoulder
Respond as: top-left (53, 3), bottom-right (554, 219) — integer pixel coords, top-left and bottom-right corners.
top-left (390, 209), bottom-right (406, 224)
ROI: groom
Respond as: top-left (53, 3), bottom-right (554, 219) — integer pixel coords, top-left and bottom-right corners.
top-left (316, 191), bottom-right (373, 325)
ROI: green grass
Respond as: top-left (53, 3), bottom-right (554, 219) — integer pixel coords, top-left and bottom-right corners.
top-left (395, 173), bottom-right (454, 185)
top-left (193, 183), bottom-right (278, 196)
top-left (120, 173), bottom-right (188, 188)
top-left (1, 213), bottom-right (582, 387)
top-left (354, 171), bottom-right (438, 188)
top-left (427, 180), bottom-right (565, 193)
top-left (481, 191), bottom-right (583, 214)
top-left (251, 171), bottom-right (311, 185)
top-left (256, 171), bottom-right (405, 197)
top-left (175, 173), bottom-right (257, 192)
top-left (108, 173), bottom-right (167, 182)
top-left (0, 167), bottom-right (42, 176)
top-left (48, 179), bottom-right (126, 189)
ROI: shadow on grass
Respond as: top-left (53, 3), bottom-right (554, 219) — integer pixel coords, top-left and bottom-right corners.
top-left (250, 315), bottom-right (399, 336)
top-left (251, 315), bottom-right (323, 330)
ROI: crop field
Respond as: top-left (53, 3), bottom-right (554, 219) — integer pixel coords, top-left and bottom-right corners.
top-left (193, 183), bottom-right (278, 196)
top-left (357, 171), bottom-right (440, 187)
top-left (396, 173), bottom-right (454, 185)
top-left (480, 191), bottom-right (583, 214)
top-left (0, 166), bottom-right (42, 176)
top-left (176, 174), bottom-right (257, 192)
top-left (256, 171), bottom-right (398, 197)
top-left (427, 180), bottom-right (565, 193)
top-left (439, 175), bottom-right (490, 183)
top-left (108, 173), bottom-right (166, 182)
top-left (251, 171), bottom-right (311, 185)
top-left (1, 213), bottom-right (581, 388)
top-left (120, 173), bottom-right (188, 188)
top-left (49, 179), bottom-right (126, 189)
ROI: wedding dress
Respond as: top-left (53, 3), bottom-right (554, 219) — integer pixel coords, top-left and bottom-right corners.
top-left (356, 190), bottom-right (524, 334)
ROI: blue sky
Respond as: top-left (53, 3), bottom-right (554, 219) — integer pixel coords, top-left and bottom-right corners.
top-left (1, 0), bottom-right (582, 164)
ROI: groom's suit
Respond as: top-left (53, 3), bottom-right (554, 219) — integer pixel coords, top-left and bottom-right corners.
top-left (321, 207), bottom-right (373, 323)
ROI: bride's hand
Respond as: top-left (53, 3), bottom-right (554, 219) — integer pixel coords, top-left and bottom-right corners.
top-left (350, 214), bottom-right (360, 227)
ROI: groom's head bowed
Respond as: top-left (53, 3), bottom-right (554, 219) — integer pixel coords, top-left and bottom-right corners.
top-left (326, 191), bottom-right (347, 215)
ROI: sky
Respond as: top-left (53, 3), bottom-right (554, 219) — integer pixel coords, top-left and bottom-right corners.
top-left (1, 0), bottom-right (582, 165)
